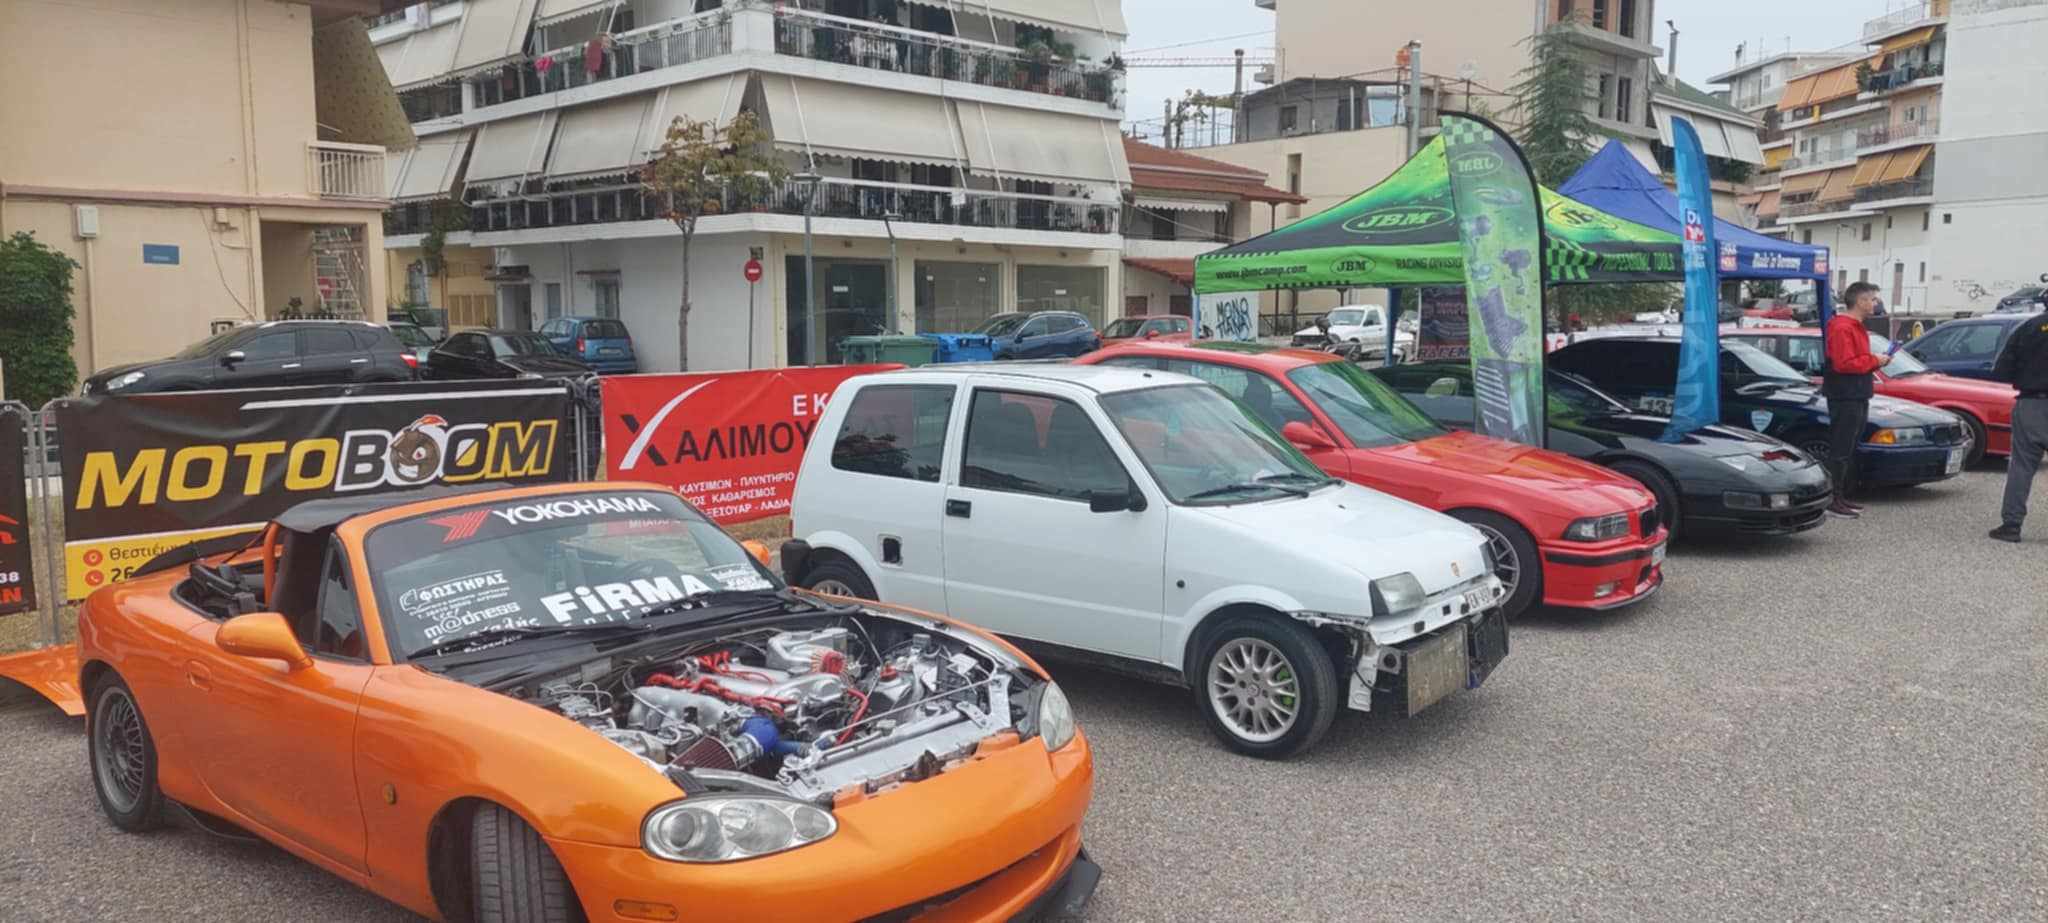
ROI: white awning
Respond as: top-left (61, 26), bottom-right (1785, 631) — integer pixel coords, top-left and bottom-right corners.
top-left (1622, 139), bottom-right (1662, 173)
top-left (763, 76), bottom-right (968, 169)
top-left (536, 0), bottom-right (622, 27)
top-left (388, 131), bottom-right (475, 201)
top-left (467, 111), bottom-right (558, 182)
top-left (1134, 196), bottom-right (1228, 214)
top-left (953, 100), bottom-right (1128, 185)
top-left (1654, 105), bottom-right (1763, 164)
top-left (647, 75), bottom-right (745, 142)
top-left (452, 0), bottom-right (541, 74)
top-left (547, 93), bottom-right (659, 179)
top-left (935, 0), bottom-right (1128, 37)
top-left (379, 23), bottom-right (464, 90)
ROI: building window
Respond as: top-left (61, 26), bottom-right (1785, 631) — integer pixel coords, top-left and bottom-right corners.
top-left (1802, 230), bottom-right (1813, 244)
top-left (1592, 0), bottom-right (1608, 29)
top-left (405, 262), bottom-right (428, 306)
top-left (1616, 77), bottom-right (1634, 124)
top-left (1280, 106), bottom-right (1299, 133)
top-left (1597, 74), bottom-right (1614, 119)
top-left (1336, 98), bottom-right (1354, 131)
top-left (1943, 213), bottom-right (1951, 224)
top-left (593, 276), bottom-right (621, 319)
top-left (544, 282), bottom-right (563, 320)
top-left (1885, 215), bottom-right (1893, 230)
top-left (1286, 153), bottom-right (1303, 218)
top-left (914, 261), bottom-right (1001, 333)
top-left (1557, 0), bottom-right (1573, 21)
top-left (1858, 269), bottom-right (1870, 283)
top-left (1861, 222), bottom-right (1872, 241)
top-left (1922, 212), bottom-right (1930, 231)
top-left (1017, 265), bottom-right (1106, 328)
top-left (1619, 0), bottom-right (1637, 38)
top-left (1919, 262), bottom-right (1926, 283)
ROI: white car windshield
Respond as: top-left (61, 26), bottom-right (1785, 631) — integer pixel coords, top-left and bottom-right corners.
top-left (1098, 385), bottom-right (1332, 505)
top-left (1325, 308), bottom-right (1369, 327)
top-left (365, 491), bottom-right (777, 658)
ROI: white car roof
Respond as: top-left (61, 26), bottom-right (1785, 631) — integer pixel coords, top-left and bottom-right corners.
top-left (865, 362), bottom-right (1200, 395)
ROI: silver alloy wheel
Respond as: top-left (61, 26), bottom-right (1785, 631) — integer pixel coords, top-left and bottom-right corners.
top-left (94, 687), bottom-right (147, 813)
top-left (1470, 523), bottom-right (1521, 601)
top-left (810, 579), bottom-right (860, 598)
top-left (1206, 638), bottom-right (1301, 743)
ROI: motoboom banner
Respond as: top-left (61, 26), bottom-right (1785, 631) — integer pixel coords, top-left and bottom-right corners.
top-left (57, 380), bottom-right (575, 600)
top-left (1440, 113), bottom-right (1548, 448)
top-left (603, 366), bottom-right (895, 524)
top-left (0, 415), bottom-right (37, 616)
top-left (1415, 286), bottom-right (1471, 361)
top-left (1664, 116), bottom-right (1724, 443)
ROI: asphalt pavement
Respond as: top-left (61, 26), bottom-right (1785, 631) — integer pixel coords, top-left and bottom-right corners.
top-left (2, 468), bottom-right (2042, 922)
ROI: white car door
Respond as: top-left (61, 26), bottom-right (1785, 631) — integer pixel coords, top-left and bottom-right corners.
top-left (810, 380), bottom-right (962, 614)
top-left (940, 382), bottom-right (1166, 661)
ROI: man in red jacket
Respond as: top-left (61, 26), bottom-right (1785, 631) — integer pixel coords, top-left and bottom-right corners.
top-left (1822, 282), bottom-right (1891, 518)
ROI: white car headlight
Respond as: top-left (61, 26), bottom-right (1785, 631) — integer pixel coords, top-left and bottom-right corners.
top-left (1369, 572), bottom-right (1428, 617)
top-left (106, 371), bottom-right (146, 391)
top-left (1038, 681), bottom-right (1077, 751)
top-left (642, 797), bottom-right (836, 863)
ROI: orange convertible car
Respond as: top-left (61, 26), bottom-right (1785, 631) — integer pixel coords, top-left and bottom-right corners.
top-left (77, 482), bottom-right (1097, 923)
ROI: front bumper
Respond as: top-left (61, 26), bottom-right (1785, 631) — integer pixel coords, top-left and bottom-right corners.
top-left (1683, 470), bottom-right (1833, 536)
top-left (547, 734), bottom-right (1094, 923)
top-left (1537, 532), bottom-right (1666, 610)
top-left (1856, 442), bottom-right (1967, 487)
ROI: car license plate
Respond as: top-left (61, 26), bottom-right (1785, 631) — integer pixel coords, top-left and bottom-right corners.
top-left (1404, 624), bottom-right (1468, 717)
top-left (1652, 542), bottom-right (1667, 566)
top-left (1945, 448), bottom-right (1964, 475)
top-left (601, 347), bottom-right (624, 357)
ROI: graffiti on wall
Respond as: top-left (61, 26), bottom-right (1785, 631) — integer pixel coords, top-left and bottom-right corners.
top-left (1212, 295), bottom-right (1256, 342)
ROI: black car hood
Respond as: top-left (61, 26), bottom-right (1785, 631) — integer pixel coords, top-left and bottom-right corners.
top-left (500, 355), bottom-right (589, 376)
top-left (1594, 414), bottom-right (1783, 452)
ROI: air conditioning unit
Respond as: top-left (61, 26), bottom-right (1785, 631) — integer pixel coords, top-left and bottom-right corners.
top-left (1254, 64), bottom-right (1276, 85)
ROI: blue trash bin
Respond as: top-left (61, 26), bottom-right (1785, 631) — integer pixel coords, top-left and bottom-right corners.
top-left (921, 333), bottom-right (996, 363)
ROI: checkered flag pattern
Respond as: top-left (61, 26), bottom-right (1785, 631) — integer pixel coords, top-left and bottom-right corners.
top-left (1546, 238), bottom-right (1598, 282)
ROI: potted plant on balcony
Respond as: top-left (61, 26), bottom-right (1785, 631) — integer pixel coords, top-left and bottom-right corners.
top-left (1855, 61), bottom-right (1875, 92)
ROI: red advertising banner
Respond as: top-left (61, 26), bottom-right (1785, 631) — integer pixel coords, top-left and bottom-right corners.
top-left (602, 366), bottom-right (896, 523)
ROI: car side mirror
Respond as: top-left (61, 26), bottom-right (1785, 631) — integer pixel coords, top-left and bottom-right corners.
top-left (1281, 420), bottom-right (1337, 452)
top-left (741, 540), bottom-right (773, 567)
top-left (221, 350), bottom-right (246, 366)
top-left (1015, 330), bottom-right (1032, 340)
top-left (1088, 488), bottom-right (1147, 514)
top-left (217, 612), bottom-right (312, 670)
top-left (1315, 317), bottom-right (1331, 333)
top-left (778, 539), bottom-right (813, 586)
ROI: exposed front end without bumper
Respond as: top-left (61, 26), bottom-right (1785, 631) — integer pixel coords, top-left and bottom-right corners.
top-left (1344, 605), bottom-right (1510, 718)
top-left (547, 734), bottom-right (1094, 923)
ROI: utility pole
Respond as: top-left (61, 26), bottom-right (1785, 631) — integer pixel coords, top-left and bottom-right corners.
top-left (1232, 49), bottom-right (1245, 143)
top-left (1405, 41), bottom-right (1423, 156)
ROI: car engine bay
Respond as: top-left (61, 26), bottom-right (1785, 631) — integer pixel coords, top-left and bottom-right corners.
top-left (512, 611), bottom-right (1046, 804)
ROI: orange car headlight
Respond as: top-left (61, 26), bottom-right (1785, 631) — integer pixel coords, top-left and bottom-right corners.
top-left (643, 796), bottom-right (837, 863)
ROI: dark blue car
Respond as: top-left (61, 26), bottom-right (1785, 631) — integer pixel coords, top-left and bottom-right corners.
top-left (540, 316), bottom-right (638, 374)
top-left (1901, 313), bottom-right (2036, 381)
top-left (1551, 336), bottom-right (1971, 488)
top-left (974, 311), bottom-right (1101, 360)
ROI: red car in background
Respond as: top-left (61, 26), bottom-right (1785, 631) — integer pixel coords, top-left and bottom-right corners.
top-left (1725, 327), bottom-right (2017, 466)
top-left (1099, 314), bottom-right (1195, 347)
top-left (1079, 342), bottom-right (1667, 618)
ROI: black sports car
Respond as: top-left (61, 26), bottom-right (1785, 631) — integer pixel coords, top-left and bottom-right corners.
top-left (1372, 362), bottom-right (1834, 539)
top-left (425, 329), bottom-right (590, 381)
top-left (1550, 335), bottom-right (1970, 489)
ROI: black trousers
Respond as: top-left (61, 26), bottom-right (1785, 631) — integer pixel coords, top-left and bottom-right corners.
top-left (1827, 398), bottom-right (1870, 496)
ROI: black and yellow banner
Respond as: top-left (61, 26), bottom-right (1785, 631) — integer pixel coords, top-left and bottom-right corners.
top-left (0, 414), bottom-right (37, 616)
top-left (57, 381), bottom-right (575, 600)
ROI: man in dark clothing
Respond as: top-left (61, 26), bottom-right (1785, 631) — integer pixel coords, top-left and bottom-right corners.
top-left (1989, 309), bottom-right (2048, 542)
top-left (1823, 282), bottom-right (1890, 518)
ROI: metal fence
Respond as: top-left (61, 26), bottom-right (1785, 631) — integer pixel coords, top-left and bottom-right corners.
top-left (0, 381), bottom-right (608, 659)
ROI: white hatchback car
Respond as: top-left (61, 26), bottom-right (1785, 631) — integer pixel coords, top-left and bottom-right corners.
top-left (786, 365), bottom-right (1510, 758)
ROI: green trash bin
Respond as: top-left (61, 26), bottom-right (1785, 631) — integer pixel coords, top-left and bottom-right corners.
top-left (839, 334), bottom-right (938, 367)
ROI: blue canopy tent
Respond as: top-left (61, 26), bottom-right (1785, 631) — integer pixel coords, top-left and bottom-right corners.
top-left (1560, 140), bottom-right (1833, 319)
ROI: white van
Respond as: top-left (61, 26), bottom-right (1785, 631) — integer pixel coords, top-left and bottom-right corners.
top-left (785, 365), bottom-right (1509, 758)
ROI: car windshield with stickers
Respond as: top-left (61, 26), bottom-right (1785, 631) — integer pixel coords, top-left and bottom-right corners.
top-left (365, 490), bottom-right (778, 659)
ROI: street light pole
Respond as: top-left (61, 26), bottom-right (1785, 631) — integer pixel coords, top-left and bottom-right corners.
top-left (794, 172), bottom-right (821, 364)
top-left (881, 211), bottom-right (902, 336)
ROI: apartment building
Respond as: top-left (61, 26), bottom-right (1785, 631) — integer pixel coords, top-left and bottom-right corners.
top-left (1118, 137), bottom-right (1305, 317)
top-left (1707, 46), bottom-right (1859, 237)
top-left (0, 0), bottom-right (410, 375)
top-left (373, 0), bottom-right (1134, 372)
top-left (1927, 0), bottom-right (2048, 313)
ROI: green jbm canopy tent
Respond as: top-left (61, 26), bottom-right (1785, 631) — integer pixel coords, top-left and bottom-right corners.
top-left (1194, 136), bottom-right (1687, 295)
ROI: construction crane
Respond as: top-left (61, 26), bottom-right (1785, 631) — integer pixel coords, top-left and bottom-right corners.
top-left (1121, 56), bottom-right (1274, 68)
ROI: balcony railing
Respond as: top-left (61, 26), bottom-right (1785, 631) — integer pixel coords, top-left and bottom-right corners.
top-left (1780, 197), bottom-right (1857, 218)
top-left (308, 141), bottom-right (386, 200)
top-left (1859, 60), bottom-right (1944, 95)
top-left (1855, 177), bottom-right (1935, 203)
top-left (1863, 1), bottom-right (1948, 41)
top-left (474, 11), bottom-right (733, 108)
top-left (1857, 117), bottom-right (1939, 148)
top-left (460, 177), bottom-right (1120, 237)
top-left (773, 8), bottom-right (1124, 108)
top-left (1780, 148), bottom-right (1857, 173)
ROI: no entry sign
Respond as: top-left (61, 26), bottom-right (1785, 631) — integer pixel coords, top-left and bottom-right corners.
top-left (743, 258), bottom-right (763, 283)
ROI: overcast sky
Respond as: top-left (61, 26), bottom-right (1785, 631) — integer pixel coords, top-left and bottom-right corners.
top-left (1120, 0), bottom-right (1904, 137)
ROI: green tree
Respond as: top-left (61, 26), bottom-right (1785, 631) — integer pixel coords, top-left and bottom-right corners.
top-left (1511, 25), bottom-right (1601, 186)
top-left (642, 111), bottom-right (787, 370)
top-left (0, 231), bottom-right (80, 407)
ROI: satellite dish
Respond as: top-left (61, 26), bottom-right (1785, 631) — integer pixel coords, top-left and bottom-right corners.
top-left (1459, 62), bottom-right (1478, 81)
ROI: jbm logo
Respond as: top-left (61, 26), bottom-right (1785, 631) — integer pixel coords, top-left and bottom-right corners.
top-left (75, 413), bottom-right (559, 510)
top-left (1450, 152), bottom-right (1503, 177)
top-left (1343, 206), bottom-right (1455, 235)
top-left (1332, 257), bottom-right (1377, 274)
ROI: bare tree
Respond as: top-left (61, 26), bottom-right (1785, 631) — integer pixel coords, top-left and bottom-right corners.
top-left (640, 111), bottom-right (786, 370)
